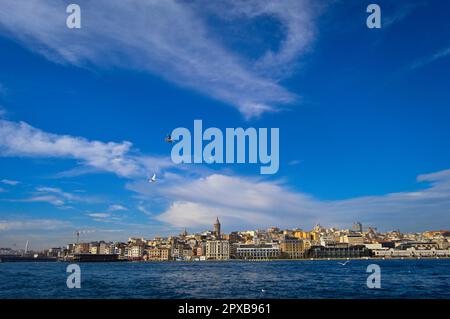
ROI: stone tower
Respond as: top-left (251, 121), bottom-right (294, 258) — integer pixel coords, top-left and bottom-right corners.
top-left (214, 217), bottom-right (221, 239)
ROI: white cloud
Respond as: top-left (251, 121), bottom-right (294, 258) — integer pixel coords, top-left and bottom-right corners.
top-left (108, 204), bottom-right (128, 212)
top-left (1, 179), bottom-right (20, 186)
top-left (0, 0), bottom-right (319, 117)
top-left (21, 195), bottom-right (66, 207)
top-left (153, 171), bottom-right (450, 232)
top-left (0, 219), bottom-right (71, 231)
top-left (36, 187), bottom-right (80, 201)
top-left (137, 204), bottom-right (152, 216)
top-left (2, 185), bottom-right (98, 208)
top-left (0, 119), bottom-right (173, 178)
top-left (87, 213), bottom-right (110, 219)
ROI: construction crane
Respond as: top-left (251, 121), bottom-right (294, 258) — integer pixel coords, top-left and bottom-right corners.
top-left (75, 230), bottom-right (93, 244)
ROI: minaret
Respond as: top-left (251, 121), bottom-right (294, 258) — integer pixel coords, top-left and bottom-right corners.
top-left (214, 217), bottom-right (221, 239)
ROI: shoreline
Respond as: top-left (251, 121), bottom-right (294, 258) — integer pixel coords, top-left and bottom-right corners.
top-left (2, 256), bottom-right (449, 263)
top-left (60, 256), bottom-right (450, 263)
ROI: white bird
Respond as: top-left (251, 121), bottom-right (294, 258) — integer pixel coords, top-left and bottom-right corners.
top-left (149, 174), bottom-right (157, 183)
top-left (261, 289), bottom-right (266, 293)
top-left (338, 260), bottom-right (350, 266)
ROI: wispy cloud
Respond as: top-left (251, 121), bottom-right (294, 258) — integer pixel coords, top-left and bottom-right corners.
top-left (108, 204), bottom-right (128, 212)
top-left (36, 187), bottom-right (81, 201)
top-left (1, 179), bottom-right (20, 186)
top-left (383, 1), bottom-right (425, 28)
top-left (410, 47), bottom-right (450, 70)
top-left (0, 219), bottom-right (71, 231)
top-left (0, 0), bottom-right (319, 117)
top-left (137, 204), bottom-right (152, 216)
top-left (2, 185), bottom-right (98, 209)
top-left (87, 213), bottom-right (110, 219)
top-left (20, 195), bottom-right (66, 207)
top-left (0, 119), bottom-right (173, 178)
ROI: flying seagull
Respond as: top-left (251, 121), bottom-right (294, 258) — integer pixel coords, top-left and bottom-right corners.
top-left (149, 174), bottom-right (157, 183)
top-left (338, 260), bottom-right (350, 266)
top-left (165, 134), bottom-right (173, 143)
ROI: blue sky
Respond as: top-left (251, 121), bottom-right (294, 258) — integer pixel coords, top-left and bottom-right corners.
top-left (1, 0), bottom-right (450, 249)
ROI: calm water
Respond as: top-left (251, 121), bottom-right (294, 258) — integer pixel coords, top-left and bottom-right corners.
top-left (0, 259), bottom-right (449, 299)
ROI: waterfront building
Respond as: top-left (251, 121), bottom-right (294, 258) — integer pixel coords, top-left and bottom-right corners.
top-left (171, 244), bottom-right (194, 260)
top-left (89, 242), bottom-right (100, 254)
top-left (372, 247), bottom-right (450, 258)
top-left (104, 244), bottom-right (115, 255)
top-left (147, 247), bottom-right (171, 261)
top-left (114, 243), bottom-right (127, 258)
top-left (73, 253), bottom-right (119, 262)
top-left (0, 247), bottom-right (15, 255)
top-left (395, 241), bottom-right (438, 250)
top-left (128, 245), bottom-right (144, 259)
top-left (206, 240), bottom-right (230, 260)
top-left (194, 246), bottom-right (204, 257)
top-left (46, 247), bottom-right (62, 257)
top-left (305, 245), bottom-right (371, 258)
top-left (364, 243), bottom-right (384, 250)
top-left (66, 244), bottom-right (74, 253)
top-left (98, 241), bottom-right (107, 255)
top-left (74, 243), bottom-right (90, 254)
top-left (280, 239), bottom-right (306, 259)
top-left (233, 243), bottom-right (281, 260)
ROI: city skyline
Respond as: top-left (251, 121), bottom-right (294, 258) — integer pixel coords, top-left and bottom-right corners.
top-left (1, 217), bottom-right (448, 252)
top-left (3, 217), bottom-right (449, 263)
top-left (1, 0), bottom-right (450, 249)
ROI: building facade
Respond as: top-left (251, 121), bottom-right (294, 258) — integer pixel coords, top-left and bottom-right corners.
top-left (305, 245), bottom-right (371, 258)
top-left (233, 243), bottom-right (281, 260)
top-left (147, 247), bottom-right (171, 261)
top-left (280, 239), bottom-right (306, 259)
top-left (206, 240), bottom-right (229, 260)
